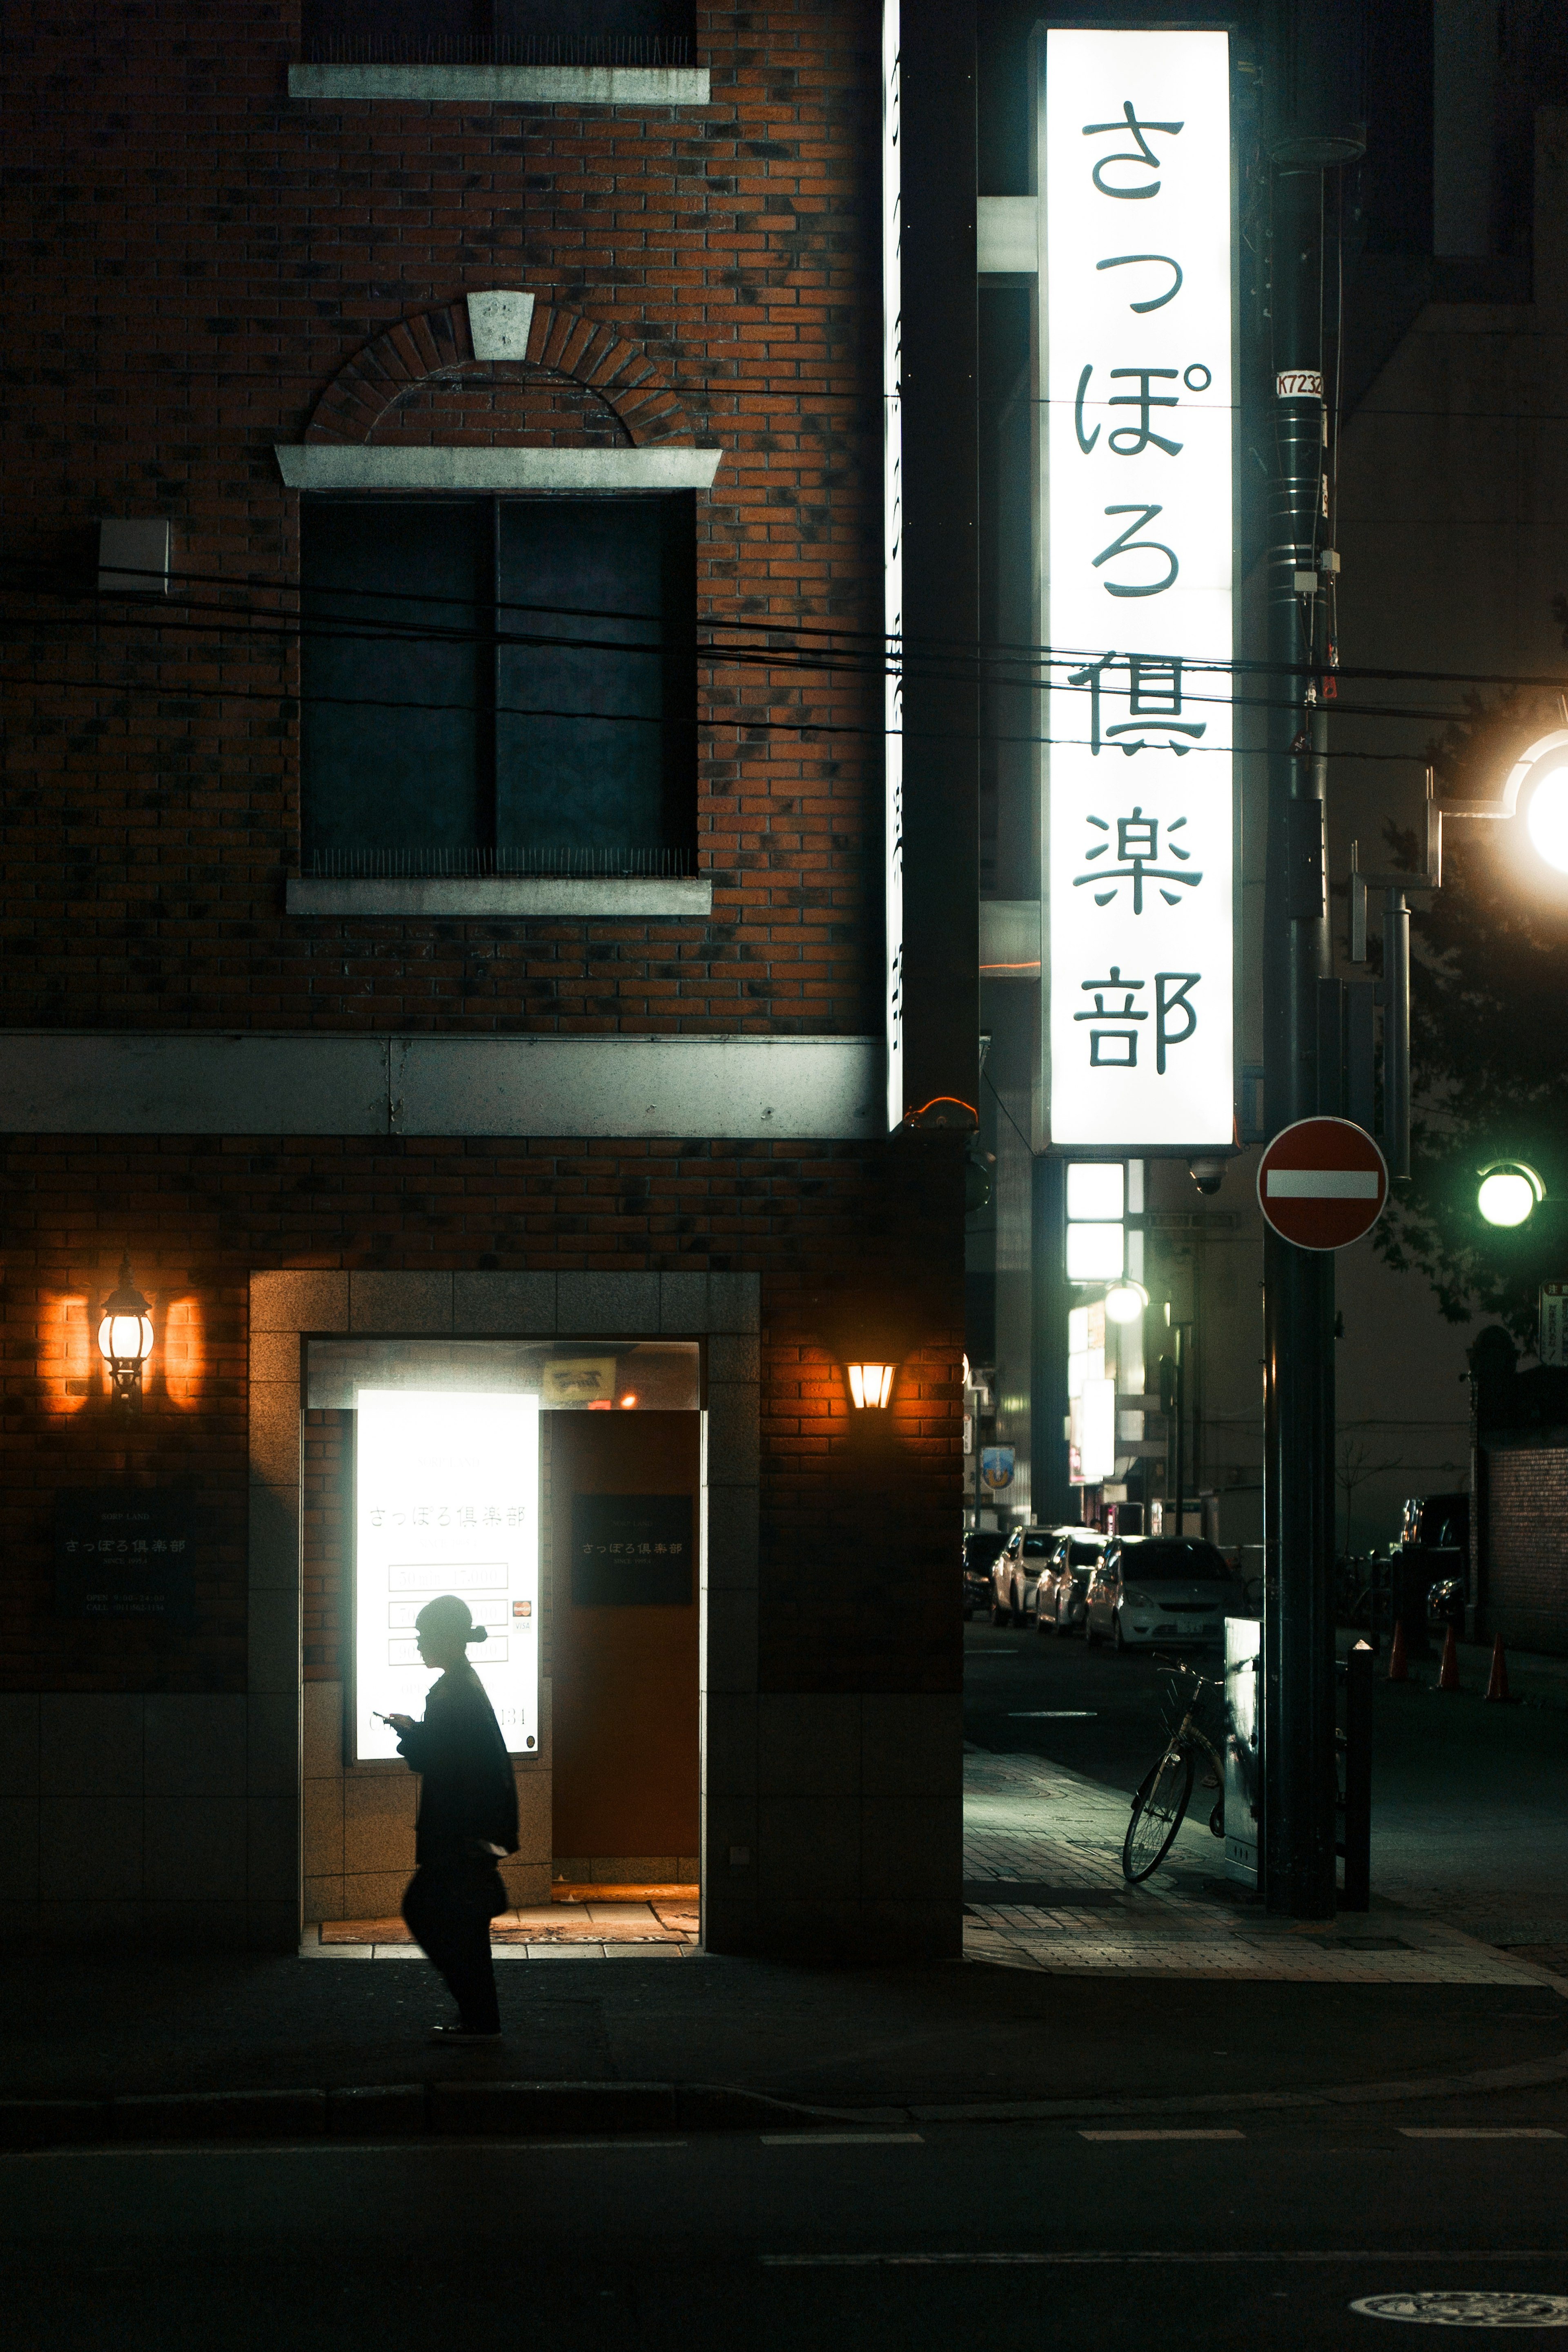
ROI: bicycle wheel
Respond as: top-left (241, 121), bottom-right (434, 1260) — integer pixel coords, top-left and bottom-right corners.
top-left (1122, 1749), bottom-right (1194, 1883)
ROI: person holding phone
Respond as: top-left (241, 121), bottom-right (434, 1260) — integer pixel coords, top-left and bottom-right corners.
top-left (384, 1594), bottom-right (519, 2042)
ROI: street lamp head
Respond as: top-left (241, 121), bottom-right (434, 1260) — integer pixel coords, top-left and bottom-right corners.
top-left (1494, 730), bottom-right (1568, 879)
top-left (1524, 765), bottom-right (1568, 874)
top-left (96, 1251), bottom-right (155, 1408)
top-left (1102, 1279), bottom-right (1149, 1326)
top-left (1476, 1162), bottom-right (1544, 1228)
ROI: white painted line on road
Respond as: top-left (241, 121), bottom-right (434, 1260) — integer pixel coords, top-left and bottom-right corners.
top-left (760, 2133), bottom-right (924, 2147)
top-left (1080, 2129), bottom-right (1245, 2142)
top-left (760, 2252), bottom-right (1568, 2269)
top-left (1398, 2129), bottom-right (1564, 2140)
top-left (1008, 1711), bottom-right (1098, 1719)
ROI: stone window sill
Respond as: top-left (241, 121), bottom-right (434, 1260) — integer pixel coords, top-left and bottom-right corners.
top-left (285, 875), bottom-right (713, 919)
top-left (287, 62), bottom-right (710, 105)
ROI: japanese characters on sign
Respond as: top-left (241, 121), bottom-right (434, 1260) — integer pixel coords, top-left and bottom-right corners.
top-left (53, 1489), bottom-right (195, 1622)
top-left (1045, 30), bottom-right (1234, 1147)
top-left (570, 1493), bottom-right (694, 1607)
top-left (355, 1389), bottom-right (539, 1761)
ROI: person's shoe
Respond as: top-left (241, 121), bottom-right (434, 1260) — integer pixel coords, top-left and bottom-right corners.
top-left (428, 2024), bottom-right (503, 2044)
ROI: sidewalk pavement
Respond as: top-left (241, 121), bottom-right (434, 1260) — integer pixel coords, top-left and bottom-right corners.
top-left (961, 1745), bottom-right (1568, 1989)
top-left (0, 1743), bottom-right (1560, 2146)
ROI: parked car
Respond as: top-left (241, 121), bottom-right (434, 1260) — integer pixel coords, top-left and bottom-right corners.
top-left (1083, 1534), bottom-right (1237, 1653)
top-left (991, 1524), bottom-right (1057, 1626)
top-left (963, 1530), bottom-right (1007, 1619)
top-left (1036, 1529), bottom-right (1106, 1637)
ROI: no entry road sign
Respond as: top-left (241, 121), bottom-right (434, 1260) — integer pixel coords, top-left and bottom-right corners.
top-left (1257, 1116), bottom-right (1389, 1251)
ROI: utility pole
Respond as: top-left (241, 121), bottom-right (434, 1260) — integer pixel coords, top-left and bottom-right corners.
top-left (1260, 1), bottom-right (1366, 1918)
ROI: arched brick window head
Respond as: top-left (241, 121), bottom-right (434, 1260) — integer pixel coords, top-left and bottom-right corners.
top-left (304, 289), bottom-right (693, 449)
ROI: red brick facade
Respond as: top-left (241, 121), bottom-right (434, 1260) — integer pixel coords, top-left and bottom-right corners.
top-left (0, 2), bottom-right (966, 1724)
top-left (0, 2), bottom-right (883, 1037)
top-left (1, 1134), bottom-right (962, 1694)
top-left (1482, 1442), bottom-right (1568, 1658)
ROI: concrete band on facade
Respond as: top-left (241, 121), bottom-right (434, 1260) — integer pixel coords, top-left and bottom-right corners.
top-left (283, 878), bottom-right (715, 919)
top-left (274, 447), bottom-right (724, 491)
top-left (286, 64), bottom-right (713, 107)
top-left (0, 1034), bottom-right (884, 1140)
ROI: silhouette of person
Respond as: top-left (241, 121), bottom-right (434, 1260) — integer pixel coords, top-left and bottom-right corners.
top-left (384, 1595), bottom-right (519, 2042)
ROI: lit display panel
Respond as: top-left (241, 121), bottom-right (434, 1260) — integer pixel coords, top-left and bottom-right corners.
top-left (354, 1389), bottom-right (540, 1761)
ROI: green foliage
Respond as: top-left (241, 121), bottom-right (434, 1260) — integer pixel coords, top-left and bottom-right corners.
top-left (1371, 673), bottom-right (1568, 1347)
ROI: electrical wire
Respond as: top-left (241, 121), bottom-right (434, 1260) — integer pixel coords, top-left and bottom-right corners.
top-left (9, 567), bottom-right (1564, 700)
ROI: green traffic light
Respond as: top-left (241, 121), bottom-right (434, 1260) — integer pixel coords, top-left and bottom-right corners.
top-left (1476, 1163), bottom-right (1545, 1228)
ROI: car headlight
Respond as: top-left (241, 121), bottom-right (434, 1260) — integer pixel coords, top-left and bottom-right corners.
top-left (1123, 1588), bottom-right (1149, 1609)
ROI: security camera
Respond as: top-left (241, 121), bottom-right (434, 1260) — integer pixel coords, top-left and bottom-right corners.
top-left (1188, 1157), bottom-right (1226, 1197)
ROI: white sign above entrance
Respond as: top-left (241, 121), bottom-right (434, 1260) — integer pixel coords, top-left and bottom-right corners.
top-left (1044, 27), bottom-right (1235, 1148)
top-left (354, 1389), bottom-right (540, 1762)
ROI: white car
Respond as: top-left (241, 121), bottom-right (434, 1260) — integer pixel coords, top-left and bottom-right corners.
top-left (1037, 1530), bottom-right (1106, 1636)
top-left (1083, 1535), bottom-right (1236, 1652)
top-left (990, 1524), bottom-right (1057, 1627)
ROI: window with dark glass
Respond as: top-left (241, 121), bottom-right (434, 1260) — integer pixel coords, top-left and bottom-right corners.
top-left (301, 0), bottom-right (695, 65)
top-left (300, 496), bottom-right (697, 877)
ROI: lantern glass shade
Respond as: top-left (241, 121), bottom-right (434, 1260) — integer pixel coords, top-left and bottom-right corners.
top-left (98, 1309), bottom-right (155, 1368)
top-left (846, 1362), bottom-right (895, 1410)
top-left (97, 1253), bottom-right (155, 1403)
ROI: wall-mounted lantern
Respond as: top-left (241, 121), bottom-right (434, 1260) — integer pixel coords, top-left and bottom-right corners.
top-left (97, 1253), bottom-right (155, 1409)
top-left (846, 1362), bottom-right (896, 1411)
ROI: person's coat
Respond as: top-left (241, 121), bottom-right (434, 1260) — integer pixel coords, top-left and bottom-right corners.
top-left (395, 1663), bottom-right (519, 1864)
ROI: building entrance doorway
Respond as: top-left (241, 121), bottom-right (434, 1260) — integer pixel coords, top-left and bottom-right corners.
top-left (548, 1408), bottom-right (700, 1893)
top-left (298, 1330), bottom-right (703, 1950)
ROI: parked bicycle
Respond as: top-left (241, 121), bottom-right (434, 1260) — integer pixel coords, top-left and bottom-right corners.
top-left (1121, 1663), bottom-right (1227, 1884)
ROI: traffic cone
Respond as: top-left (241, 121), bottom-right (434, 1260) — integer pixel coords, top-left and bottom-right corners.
top-left (1484, 1636), bottom-right (1511, 1704)
top-left (1439, 1622), bottom-right (1461, 1692)
top-left (1387, 1617), bottom-right (1409, 1681)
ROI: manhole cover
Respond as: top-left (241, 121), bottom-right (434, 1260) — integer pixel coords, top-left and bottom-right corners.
top-left (1351, 2292), bottom-right (1568, 2327)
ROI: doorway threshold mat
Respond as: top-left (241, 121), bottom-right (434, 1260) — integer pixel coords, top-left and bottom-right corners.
top-left (309, 1900), bottom-right (699, 1959)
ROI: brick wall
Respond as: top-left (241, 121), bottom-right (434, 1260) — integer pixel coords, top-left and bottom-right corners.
top-left (1483, 1441), bottom-right (1568, 1656)
top-left (0, 0), bottom-right (883, 1037)
top-left (1, 1132), bottom-right (964, 1695)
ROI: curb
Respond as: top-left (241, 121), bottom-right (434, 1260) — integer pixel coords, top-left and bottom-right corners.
top-left (2, 2048), bottom-right (1566, 2153)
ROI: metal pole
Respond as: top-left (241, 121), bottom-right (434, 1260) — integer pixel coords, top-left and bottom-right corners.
top-left (1174, 1324), bottom-right (1186, 1538)
top-left (1261, 150), bottom-right (1339, 1920)
top-left (1384, 885), bottom-right (1411, 1179)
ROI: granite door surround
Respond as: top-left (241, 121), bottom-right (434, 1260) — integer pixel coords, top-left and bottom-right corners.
top-left (252, 1269), bottom-right (761, 1952)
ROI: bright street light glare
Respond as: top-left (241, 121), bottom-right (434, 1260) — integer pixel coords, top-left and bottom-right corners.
top-left (1477, 1168), bottom-right (1542, 1228)
top-left (1525, 767), bottom-right (1568, 874)
top-left (1102, 1280), bottom-right (1149, 1326)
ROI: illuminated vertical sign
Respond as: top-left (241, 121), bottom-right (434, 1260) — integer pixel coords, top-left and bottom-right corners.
top-left (882, 0), bottom-right (904, 1128)
top-left (1045, 29), bottom-right (1234, 1147)
top-left (354, 1390), bottom-right (539, 1762)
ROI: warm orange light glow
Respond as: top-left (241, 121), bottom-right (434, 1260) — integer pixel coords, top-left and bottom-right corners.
top-left (39, 1293), bottom-right (92, 1413)
top-left (619, 1393), bottom-right (638, 1409)
top-left (846, 1363), bottom-right (895, 1410)
top-left (162, 1295), bottom-right (204, 1409)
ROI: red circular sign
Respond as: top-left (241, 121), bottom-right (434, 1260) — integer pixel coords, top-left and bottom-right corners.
top-left (1257, 1116), bottom-right (1389, 1251)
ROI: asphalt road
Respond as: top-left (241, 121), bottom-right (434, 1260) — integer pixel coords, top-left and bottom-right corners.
top-left (7, 2115), bottom-right (1566, 2349)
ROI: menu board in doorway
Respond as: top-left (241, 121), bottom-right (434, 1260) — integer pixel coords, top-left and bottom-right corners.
top-left (571, 1494), bottom-right (694, 1606)
top-left (54, 1489), bottom-right (196, 1623)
